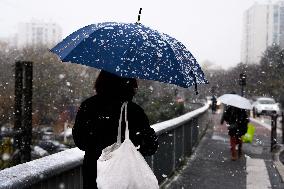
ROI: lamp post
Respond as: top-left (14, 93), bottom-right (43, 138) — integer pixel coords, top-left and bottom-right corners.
top-left (239, 73), bottom-right (246, 97)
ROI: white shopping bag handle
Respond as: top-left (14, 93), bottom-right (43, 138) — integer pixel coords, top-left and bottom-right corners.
top-left (117, 102), bottom-right (129, 144)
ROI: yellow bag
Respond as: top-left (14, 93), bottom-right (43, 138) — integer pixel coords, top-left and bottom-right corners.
top-left (241, 123), bottom-right (255, 143)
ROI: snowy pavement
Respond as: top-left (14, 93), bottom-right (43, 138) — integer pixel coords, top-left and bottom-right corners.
top-left (163, 112), bottom-right (284, 189)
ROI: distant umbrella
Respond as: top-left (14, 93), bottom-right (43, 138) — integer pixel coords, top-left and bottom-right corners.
top-left (51, 20), bottom-right (208, 93)
top-left (218, 94), bottom-right (252, 110)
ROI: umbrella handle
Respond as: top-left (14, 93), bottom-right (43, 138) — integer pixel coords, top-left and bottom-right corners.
top-left (137, 8), bottom-right (142, 24)
top-left (194, 77), bottom-right (198, 95)
top-left (190, 70), bottom-right (199, 95)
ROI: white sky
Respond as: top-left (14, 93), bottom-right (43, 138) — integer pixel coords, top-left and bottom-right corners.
top-left (0, 0), bottom-right (271, 69)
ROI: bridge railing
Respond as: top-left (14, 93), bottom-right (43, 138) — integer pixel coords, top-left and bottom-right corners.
top-left (0, 103), bottom-right (210, 189)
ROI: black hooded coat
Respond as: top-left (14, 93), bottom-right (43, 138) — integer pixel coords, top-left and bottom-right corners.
top-left (221, 106), bottom-right (249, 137)
top-left (72, 94), bottom-right (158, 189)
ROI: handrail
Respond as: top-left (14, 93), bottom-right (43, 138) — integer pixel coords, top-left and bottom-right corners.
top-left (0, 148), bottom-right (84, 189)
top-left (0, 103), bottom-right (209, 189)
top-left (152, 103), bottom-right (209, 135)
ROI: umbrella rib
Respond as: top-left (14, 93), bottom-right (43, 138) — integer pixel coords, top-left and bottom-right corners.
top-left (160, 34), bottom-right (199, 90)
top-left (61, 23), bottom-right (113, 61)
top-left (52, 24), bottom-right (97, 60)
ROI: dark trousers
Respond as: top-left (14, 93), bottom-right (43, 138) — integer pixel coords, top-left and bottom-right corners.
top-left (230, 136), bottom-right (242, 158)
top-left (82, 161), bottom-right (98, 189)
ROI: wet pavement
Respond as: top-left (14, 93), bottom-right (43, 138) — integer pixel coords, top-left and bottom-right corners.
top-left (163, 112), bottom-right (284, 189)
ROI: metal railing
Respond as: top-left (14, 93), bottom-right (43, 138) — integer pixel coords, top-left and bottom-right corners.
top-left (0, 103), bottom-right (210, 189)
top-left (150, 103), bottom-right (209, 184)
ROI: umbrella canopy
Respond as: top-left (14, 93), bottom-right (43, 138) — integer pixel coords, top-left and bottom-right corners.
top-left (51, 22), bottom-right (208, 90)
top-left (218, 94), bottom-right (252, 110)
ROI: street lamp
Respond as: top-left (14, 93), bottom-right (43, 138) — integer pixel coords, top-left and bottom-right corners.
top-left (239, 73), bottom-right (246, 97)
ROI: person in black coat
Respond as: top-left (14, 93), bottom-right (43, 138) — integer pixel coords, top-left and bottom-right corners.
top-left (221, 105), bottom-right (249, 161)
top-left (211, 95), bottom-right (217, 114)
top-left (72, 70), bottom-right (158, 189)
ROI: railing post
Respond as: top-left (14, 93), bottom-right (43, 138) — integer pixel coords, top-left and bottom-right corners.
top-left (22, 62), bottom-right (33, 162)
top-left (271, 113), bottom-right (278, 151)
top-left (13, 61), bottom-right (33, 165)
top-left (13, 62), bottom-right (23, 165)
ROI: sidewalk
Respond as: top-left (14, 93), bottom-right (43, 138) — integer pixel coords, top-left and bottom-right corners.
top-left (163, 112), bottom-right (284, 189)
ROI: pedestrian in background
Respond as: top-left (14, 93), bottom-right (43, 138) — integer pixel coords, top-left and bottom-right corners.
top-left (72, 70), bottom-right (158, 189)
top-left (211, 95), bottom-right (217, 114)
top-left (221, 105), bottom-right (249, 161)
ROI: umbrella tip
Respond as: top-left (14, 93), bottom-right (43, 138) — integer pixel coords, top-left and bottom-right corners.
top-left (136, 8), bottom-right (142, 24)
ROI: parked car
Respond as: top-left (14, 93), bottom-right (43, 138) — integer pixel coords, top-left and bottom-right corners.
top-left (31, 145), bottom-right (49, 159)
top-left (252, 97), bottom-right (281, 116)
top-left (40, 126), bottom-right (53, 135)
top-left (0, 124), bottom-right (14, 137)
top-left (37, 140), bottom-right (68, 154)
top-left (39, 126), bottom-right (54, 140)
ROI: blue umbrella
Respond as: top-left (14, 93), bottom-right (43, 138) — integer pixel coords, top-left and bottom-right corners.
top-left (51, 22), bottom-right (208, 92)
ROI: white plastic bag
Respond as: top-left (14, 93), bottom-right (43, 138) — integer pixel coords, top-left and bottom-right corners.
top-left (96, 102), bottom-right (159, 189)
